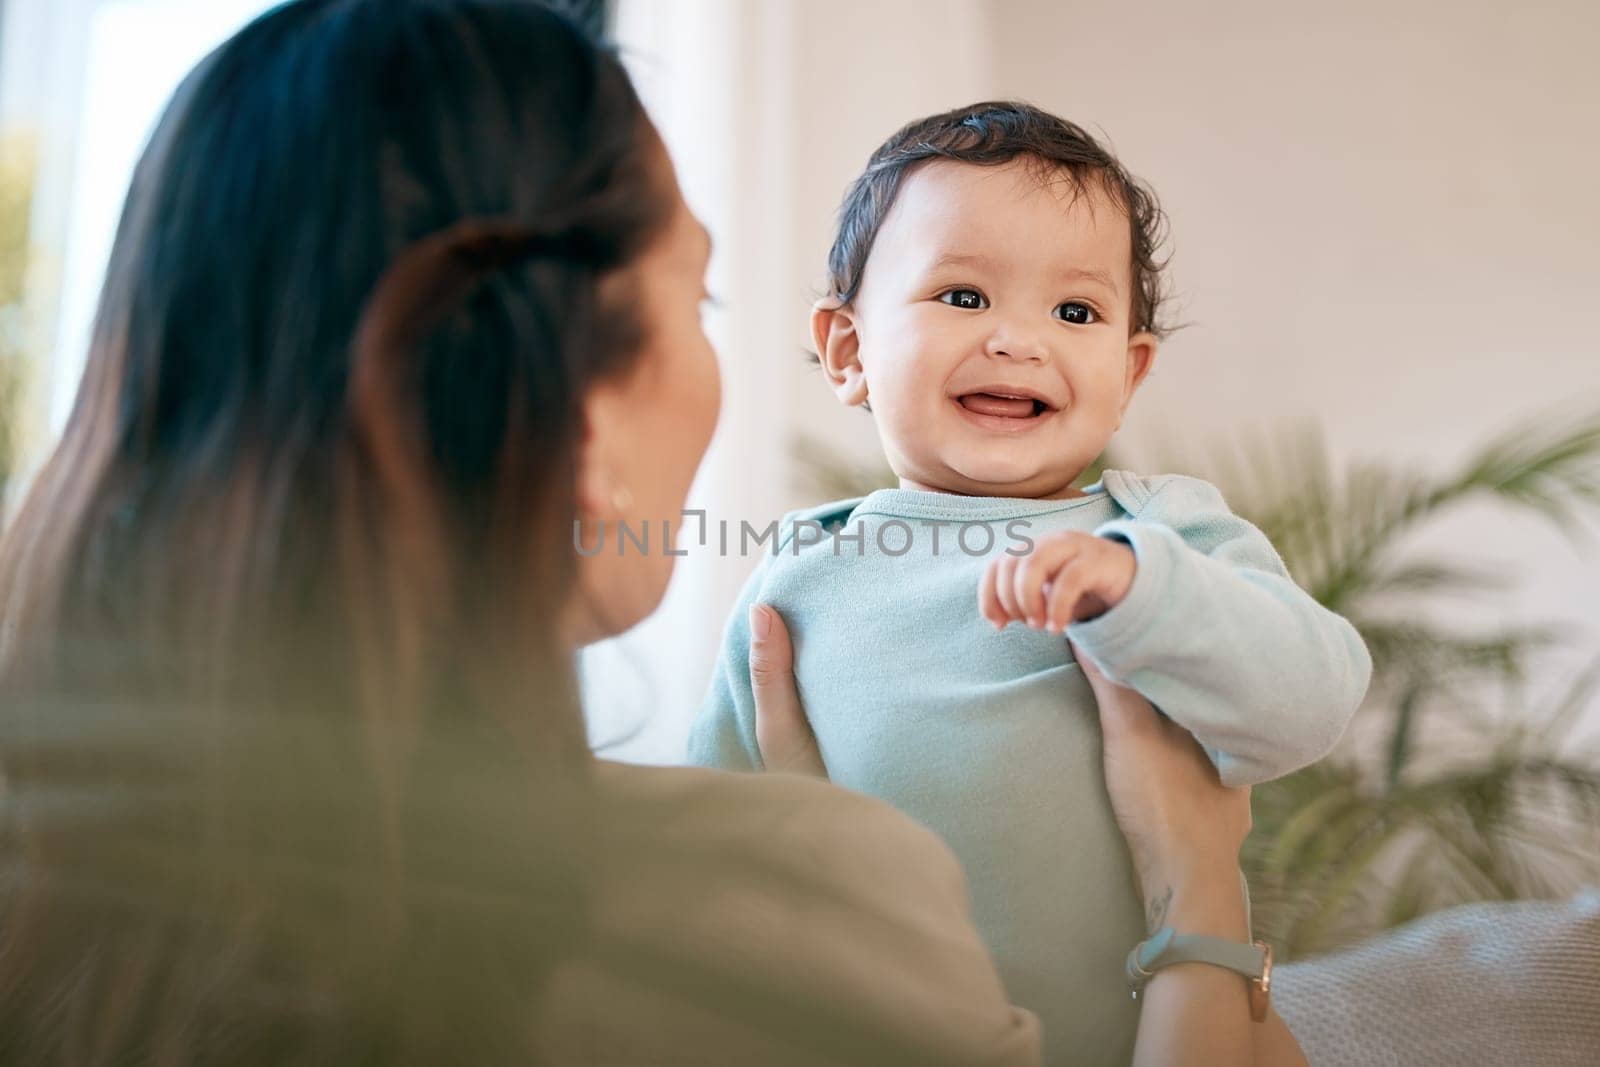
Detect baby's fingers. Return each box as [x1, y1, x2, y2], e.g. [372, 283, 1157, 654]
[996, 553, 1029, 626]
[1012, 535, 1081, 628]
[984, 553, 1023, 627]
[978, 555, 1006, 628]
[1043, 560, 1089, 632]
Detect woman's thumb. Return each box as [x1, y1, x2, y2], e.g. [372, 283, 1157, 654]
[1069, 640, 1115, 698]
[749, 605, 826, 776]
[1069, 640, 1148, 737]
[748, 603, 792, 689]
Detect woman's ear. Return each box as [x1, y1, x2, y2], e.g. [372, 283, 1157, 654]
[1117, 330, 1159, 425]
[574, 383, 626, 519]
[811, 299, 869, 408]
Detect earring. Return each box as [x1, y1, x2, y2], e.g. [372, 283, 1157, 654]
[611, 485, 634, 512]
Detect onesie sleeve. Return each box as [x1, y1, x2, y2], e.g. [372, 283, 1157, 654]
[1066, 473, 1372, 786]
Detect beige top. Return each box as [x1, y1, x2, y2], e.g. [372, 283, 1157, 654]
[534, 761, 1043, 1065]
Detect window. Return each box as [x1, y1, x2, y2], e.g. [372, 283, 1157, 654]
[0, 0, 280, 494]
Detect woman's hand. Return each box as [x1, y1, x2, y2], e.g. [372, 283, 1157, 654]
[747, 604, 827, 777]
[1070, 641, 1252, 929]
[1073, 644, 1307, 1066]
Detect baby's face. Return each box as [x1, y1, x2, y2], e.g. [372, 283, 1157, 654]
[827, 158, 1157, 499]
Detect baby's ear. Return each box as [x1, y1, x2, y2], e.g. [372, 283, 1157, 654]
[811, 299, 869, 408]
[1118, 328, 1159, 423]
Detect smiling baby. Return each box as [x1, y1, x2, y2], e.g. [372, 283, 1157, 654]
[688, 101, 1371, 1064]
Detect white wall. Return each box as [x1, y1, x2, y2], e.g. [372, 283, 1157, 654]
[988, 0, 1597, 463]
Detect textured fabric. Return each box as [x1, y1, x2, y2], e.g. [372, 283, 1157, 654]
[687, 472, 1371, 1065]
[1274, 889, 1600, 1067]
[534, 761, 1042, 1066]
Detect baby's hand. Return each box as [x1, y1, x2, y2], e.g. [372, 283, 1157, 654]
[978, 531, 1136, 633]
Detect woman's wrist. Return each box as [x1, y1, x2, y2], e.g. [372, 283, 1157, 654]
[1143, 862, 1250, 941]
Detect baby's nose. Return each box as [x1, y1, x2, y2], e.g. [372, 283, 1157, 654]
[984, 328, 1049, 363]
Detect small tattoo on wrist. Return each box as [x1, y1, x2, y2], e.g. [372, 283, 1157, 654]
[1146, 885, 1172, 934]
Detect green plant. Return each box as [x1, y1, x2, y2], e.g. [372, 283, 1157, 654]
[1217, 412, 1600, 957]
[790, 408, 1600, 960]
[791, 432, 1112, 502]
[0, 133, 37, 506]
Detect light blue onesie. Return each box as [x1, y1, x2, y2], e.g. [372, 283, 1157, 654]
[687, 470, 1372, 1065]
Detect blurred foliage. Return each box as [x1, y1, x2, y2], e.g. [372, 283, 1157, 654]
[791, 433, 895, 504]
[0, 133, 37, 505]
[791, 408, 1600, 959]
[1217, 412, 1600, 957]
[792, 432, 1111, 501]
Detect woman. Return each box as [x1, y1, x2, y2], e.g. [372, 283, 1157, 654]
[0, 1, 1307, 1063]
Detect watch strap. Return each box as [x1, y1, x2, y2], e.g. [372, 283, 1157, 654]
[1126, 927, 1274, 1021]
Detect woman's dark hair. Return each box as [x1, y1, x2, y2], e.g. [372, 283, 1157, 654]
[0, 0, 668, 1060]
[826, 100, 1176, 338]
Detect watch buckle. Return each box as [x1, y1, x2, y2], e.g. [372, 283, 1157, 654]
[1248, 939, 1273, 1022]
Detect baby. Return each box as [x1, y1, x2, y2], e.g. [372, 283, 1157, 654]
[688, 101, 1371, 1064]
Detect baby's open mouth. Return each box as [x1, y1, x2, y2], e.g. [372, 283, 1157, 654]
[956, 392, 1051, 419]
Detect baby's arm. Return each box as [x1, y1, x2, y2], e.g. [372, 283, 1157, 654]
[685, 557, 769, 772]
[1065, 475, 1371, 786]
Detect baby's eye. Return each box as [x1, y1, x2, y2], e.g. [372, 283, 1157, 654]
[939, 288, 988, 311]
[1054, 302, 1097, 325]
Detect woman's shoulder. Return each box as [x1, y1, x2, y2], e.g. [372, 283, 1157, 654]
[590, 761, 988, 941]
[553, 761, 1041, 1066]
[595, 760, 964, 890]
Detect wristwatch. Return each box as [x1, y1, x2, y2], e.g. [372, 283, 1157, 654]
[1126, 927, 1274, 1022]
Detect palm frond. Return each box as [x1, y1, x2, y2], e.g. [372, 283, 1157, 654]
[1296, 412, 1600, 611]
[1246, 696, 1600, 958]
[1357, 620, 1558, 694]
[1453, 412, 1600, 535]
[1361, 558, 1512, 599]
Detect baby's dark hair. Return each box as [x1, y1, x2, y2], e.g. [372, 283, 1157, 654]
[826, 100, 1175, 338]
